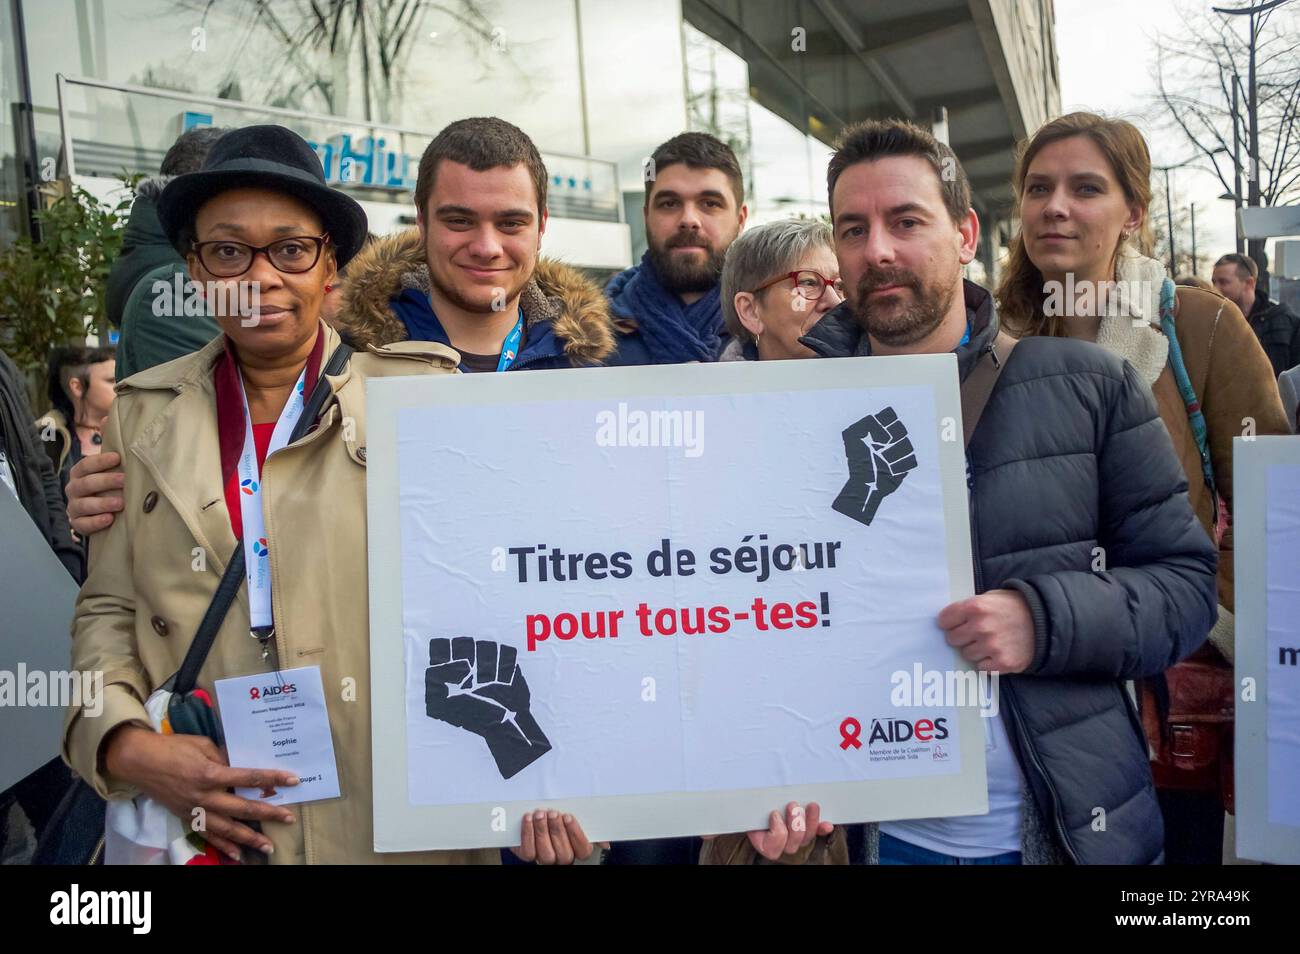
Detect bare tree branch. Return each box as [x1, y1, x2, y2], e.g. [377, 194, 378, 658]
[1151, 3, 1300, 209]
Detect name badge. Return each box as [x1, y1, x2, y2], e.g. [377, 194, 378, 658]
[214, 665, 341, 805]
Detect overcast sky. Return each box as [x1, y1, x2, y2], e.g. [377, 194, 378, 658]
[1054, 0, 1292, 273]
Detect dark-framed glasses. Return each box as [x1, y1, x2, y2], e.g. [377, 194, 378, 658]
[754, 269, 845, 302]
[193, 234, 331, 278]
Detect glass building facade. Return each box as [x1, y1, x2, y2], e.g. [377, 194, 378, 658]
[0, 0, 878, 263]
[0, 0, 1059, 274]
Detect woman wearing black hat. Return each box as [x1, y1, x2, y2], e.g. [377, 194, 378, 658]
[62, 126, 596, 865]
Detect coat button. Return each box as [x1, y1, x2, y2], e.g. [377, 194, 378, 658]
[151, 616, 169, 637]
[357, 447, 367, 461]
[143, 491, 158, 513]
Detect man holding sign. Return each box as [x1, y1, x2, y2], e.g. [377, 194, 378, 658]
[716, 119, 1215, 864]
[358, 118, 1216, 866]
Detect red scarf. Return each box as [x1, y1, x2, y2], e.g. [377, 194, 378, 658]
[214, 329, 325, 539]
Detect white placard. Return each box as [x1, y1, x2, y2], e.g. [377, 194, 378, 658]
[367, 357, 986, 851]
[0, 482, 81, 792]
[1233, 436, 1300, 864]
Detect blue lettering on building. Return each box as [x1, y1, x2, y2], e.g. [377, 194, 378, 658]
[307, 134, 414, 190]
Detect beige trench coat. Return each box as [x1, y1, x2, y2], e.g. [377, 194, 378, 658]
[63, 323, 497, 864]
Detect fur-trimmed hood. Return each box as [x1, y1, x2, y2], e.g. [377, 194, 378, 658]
[335, 228, 616, 366]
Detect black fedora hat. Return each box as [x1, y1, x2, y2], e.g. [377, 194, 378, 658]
[157, 124, 369, 269]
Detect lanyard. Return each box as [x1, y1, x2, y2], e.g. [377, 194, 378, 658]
[496, 311, 525, 372]
[236, 367, 308, 657]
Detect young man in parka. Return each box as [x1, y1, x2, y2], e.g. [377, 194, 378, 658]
[333, 116, 616, 373]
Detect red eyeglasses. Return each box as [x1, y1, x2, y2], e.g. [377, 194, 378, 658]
[754, 269, 845, 302]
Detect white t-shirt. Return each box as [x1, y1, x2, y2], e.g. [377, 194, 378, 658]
[881, 707, 1024, 858]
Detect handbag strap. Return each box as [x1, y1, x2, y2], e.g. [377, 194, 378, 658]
[961, 330, 1017, 448]
[172, 342, 353, 695]
[1159, 279, 1218, 506]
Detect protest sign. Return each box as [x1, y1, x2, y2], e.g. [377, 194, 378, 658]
[367, 357, 987, 850]
[0, 484, 82, 791]
[1234, 436, 1300, 864]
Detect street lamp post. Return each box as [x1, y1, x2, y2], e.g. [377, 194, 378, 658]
[1213, 0, 1298, 288]
[1164, 167, 1176, 275]
[1231, 75, 1244, 254]
[1155, 149, 1225, 277]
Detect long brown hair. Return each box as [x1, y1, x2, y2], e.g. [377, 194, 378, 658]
[995, 112, 1155, 338]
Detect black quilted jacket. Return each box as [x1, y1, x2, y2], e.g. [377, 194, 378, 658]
[1246, 289, 1300, 379]
[800, 281, 1218, 864]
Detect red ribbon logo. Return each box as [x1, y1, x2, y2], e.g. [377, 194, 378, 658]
[249, 687, 260, 700]
[839, 717, 862, 750]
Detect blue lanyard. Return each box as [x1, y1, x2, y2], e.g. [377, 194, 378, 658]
[958, 319, 972, 347]
[496, 311, 525, 372]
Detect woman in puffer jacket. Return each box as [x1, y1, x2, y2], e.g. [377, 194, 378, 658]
[995, 111, 1290, 864]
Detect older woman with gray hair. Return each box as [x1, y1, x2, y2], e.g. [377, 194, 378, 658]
[699, 216, 853, 869]
[719, 217, 843, 361]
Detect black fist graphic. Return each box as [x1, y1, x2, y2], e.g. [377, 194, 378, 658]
[425, 637, 552, 779]
[832, 406, 918, 526]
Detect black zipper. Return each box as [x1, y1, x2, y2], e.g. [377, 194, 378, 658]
[1118, 677, 1147, 742]
[966, 456, 982, 592]
[1000, 678, 1081, 864]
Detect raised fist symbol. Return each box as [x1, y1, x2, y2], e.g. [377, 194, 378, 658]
[832, 406, 918, 526]
[425, 637, 552, 779]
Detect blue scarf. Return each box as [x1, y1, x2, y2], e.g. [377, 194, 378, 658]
[605, 251, 724, 364]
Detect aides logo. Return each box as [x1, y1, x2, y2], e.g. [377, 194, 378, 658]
[868, 716, 949, 744]
[860, 716, 951, 764]
[843, 714, 953, 764]
[248, 683, 297, 701]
